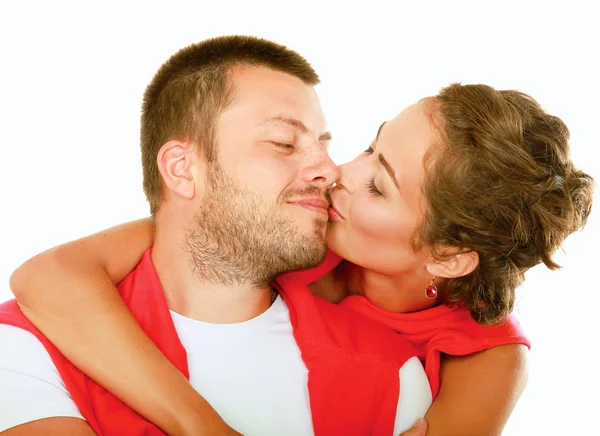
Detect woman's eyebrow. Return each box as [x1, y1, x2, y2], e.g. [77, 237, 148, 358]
[378, 153, 400, 191]
[375, 121, 387, 142]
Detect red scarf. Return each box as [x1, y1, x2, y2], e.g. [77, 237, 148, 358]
[0, 249, 418, 435]
[289, 250, 531, 398]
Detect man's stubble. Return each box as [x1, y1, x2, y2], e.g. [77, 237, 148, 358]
[183, 163, 328, 287]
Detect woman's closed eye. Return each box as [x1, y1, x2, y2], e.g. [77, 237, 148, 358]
[367, 179, 383, 197]
[272, 141, 295, 149]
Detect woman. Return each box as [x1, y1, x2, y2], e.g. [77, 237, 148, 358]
[9, 83, 595, 435]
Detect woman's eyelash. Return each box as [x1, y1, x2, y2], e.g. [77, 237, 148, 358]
[273, 142, 294, 149]
[367, 179, 383, 197]
[364, 146, 374, 153]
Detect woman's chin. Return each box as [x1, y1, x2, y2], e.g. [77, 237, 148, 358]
[325, 226, 342, 253]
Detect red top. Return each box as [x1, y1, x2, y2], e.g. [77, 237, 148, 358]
[0, 249, 418, 435]
[342, 296, 530, 398]
[290, 250, 531, 399]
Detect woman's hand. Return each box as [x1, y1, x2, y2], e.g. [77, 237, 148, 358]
[399, 419, 428, 436]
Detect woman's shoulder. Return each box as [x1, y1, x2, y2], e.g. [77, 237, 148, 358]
[340, 296, 530, 353]
[450, 308, 531, 351]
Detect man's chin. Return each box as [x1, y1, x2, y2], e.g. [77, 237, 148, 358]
[293, 234, 327, 269]
[290, 216, 326, 239]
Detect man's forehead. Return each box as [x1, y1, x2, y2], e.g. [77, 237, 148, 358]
[233, 95, 328, 133]
[258, 115, 309, 131]
[258, 114, 332, 141]
[225, 67, 328, 133]
[231, 65, 307, 93]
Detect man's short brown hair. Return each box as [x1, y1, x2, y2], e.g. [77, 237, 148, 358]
[140, 35, 320, 214]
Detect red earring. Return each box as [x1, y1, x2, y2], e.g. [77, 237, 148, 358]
[425, 277, 438, 299]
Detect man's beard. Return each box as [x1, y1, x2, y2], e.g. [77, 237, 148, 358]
[183, 164, 328, 287]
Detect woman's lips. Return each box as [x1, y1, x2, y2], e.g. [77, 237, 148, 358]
[328, 203, 344, 222]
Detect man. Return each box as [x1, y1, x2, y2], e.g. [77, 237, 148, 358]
[0, 36, 431, 435]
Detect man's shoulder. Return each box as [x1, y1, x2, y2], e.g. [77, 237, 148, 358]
[0, 298, 24, 321]
[0, 323, 58, 373]
[0, 323, 67, 390]
[0, 324, 85, 432]
[0, 298, 48, 345]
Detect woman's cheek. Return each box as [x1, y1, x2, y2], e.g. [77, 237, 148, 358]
[350, 199, 389, 240]
[353, 200, 412, 245]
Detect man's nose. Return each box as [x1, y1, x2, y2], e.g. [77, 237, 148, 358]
[300, 150, 340, 188]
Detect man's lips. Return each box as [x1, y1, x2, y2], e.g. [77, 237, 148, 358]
[288, 198, 330, 217]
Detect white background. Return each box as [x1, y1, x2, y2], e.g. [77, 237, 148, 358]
[1, 1, 598, 434]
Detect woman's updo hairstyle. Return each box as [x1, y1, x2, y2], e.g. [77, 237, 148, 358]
[417, 83, 595, 324]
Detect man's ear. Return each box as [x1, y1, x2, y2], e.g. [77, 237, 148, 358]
[425, 249, 479, 279]
[156, 140, 200, 201]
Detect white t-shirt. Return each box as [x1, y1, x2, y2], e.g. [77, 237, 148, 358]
[0, 296, 432, 435]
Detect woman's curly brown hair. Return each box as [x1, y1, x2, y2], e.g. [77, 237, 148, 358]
[417, 83, 595, 324]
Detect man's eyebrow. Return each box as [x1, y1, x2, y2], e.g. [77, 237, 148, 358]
[319, 131, 332, 142]
[379, 153, 400, 191]
[375, 121, 387, 142]
[259, 116, 332, 142]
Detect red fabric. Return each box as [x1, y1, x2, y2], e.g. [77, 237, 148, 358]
[291, 250, 531, 399]
[341, 296, 530, 399]
[280, 249, 344, 285]
[0, 249, 417, 435]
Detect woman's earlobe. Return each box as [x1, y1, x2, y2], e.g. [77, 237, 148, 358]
[426, 250, 479, 279]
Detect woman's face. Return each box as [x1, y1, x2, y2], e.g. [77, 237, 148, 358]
[327, 100, 437, 275]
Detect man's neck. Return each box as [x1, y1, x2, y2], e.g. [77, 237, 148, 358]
[151, 234, 274, 324]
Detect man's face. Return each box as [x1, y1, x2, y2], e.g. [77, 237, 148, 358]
[187, 66, 339, 286]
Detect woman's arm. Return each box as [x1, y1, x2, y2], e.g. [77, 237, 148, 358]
[9, 219, 237, 436]
[424, 344, 529, 435]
